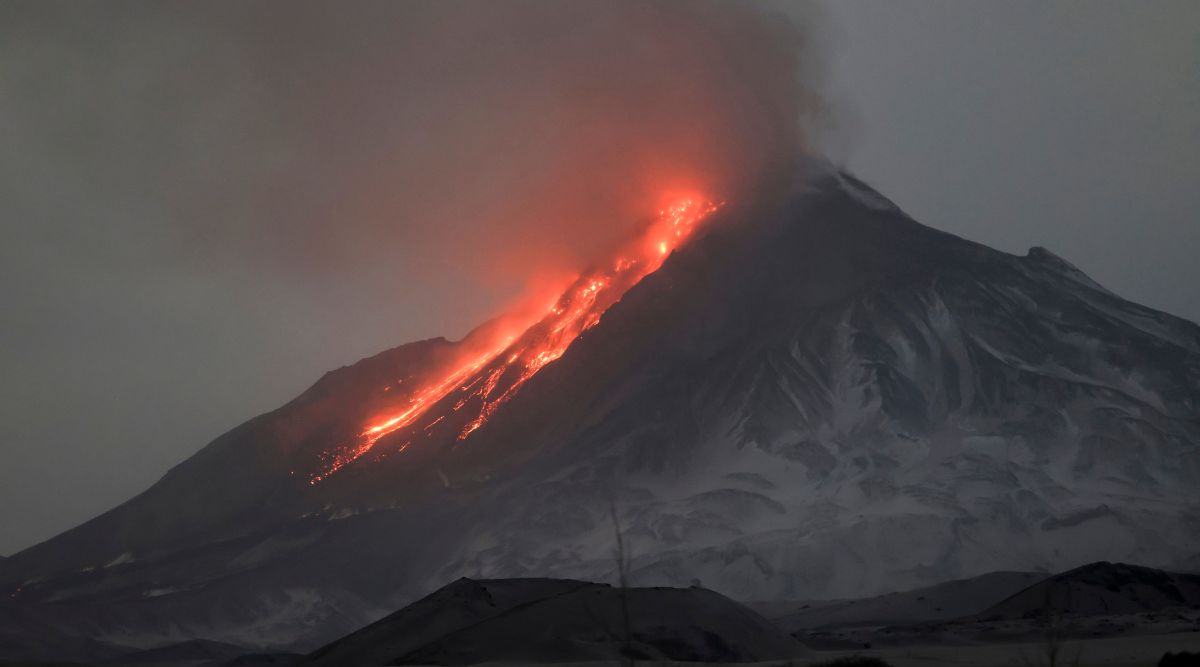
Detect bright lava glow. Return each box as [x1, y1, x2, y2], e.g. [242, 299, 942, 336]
[310, 196, 723, 483]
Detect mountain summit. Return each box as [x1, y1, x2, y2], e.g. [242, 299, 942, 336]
[3, 162, 1198, 653]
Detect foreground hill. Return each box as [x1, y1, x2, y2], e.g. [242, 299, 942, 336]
[301, 578, 808, 665]
[796, 562, 1200, 649]
[976, 561, 1200, 620]
[756, 570, 1047, 634]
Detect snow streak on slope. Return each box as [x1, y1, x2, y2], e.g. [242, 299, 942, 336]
[311, 197, 723, 482]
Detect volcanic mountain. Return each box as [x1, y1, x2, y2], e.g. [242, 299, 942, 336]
[3, 161, 1199, 655]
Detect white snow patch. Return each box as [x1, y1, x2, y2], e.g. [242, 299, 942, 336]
[142, 587, 180, 598]
[104, 552, 134, 568]
[328, 507, 359, 521]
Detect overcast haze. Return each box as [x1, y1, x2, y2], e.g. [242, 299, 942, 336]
[2, 0, 1197, 555]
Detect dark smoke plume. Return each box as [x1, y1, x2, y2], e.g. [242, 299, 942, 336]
[213, 0, 826, 289]
[4, 0, 825, 316]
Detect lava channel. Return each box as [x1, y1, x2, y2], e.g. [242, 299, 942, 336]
[310, 196, 722, 483]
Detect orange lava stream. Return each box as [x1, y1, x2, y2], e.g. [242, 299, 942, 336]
[310, 197, 722, 483]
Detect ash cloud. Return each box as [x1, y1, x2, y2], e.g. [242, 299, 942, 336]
[191, 0, 826, 287]
[5, 1, 826, 287]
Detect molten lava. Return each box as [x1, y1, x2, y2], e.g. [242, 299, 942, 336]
[311, 197, 722, 483]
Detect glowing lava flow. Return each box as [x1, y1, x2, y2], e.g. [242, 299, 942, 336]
[310, 197, 722, 483]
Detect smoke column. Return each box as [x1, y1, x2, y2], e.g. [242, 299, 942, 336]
[201, 0, 826, 292]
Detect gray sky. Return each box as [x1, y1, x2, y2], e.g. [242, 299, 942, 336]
[1, 1, 1197, 556]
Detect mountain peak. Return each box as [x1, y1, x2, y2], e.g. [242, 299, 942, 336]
[1025, 245, 1110, 293]
[3, 169, 1198, 654]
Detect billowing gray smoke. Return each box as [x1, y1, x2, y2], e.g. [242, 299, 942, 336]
[165, 0, 825, 282]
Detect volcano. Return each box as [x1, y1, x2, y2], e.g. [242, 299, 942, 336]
[3, 160, 1199, 656]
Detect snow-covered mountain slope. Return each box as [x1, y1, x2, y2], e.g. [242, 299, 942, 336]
[3, 162, 1198, 655]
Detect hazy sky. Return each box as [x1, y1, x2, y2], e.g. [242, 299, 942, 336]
[1, 1, 1197, 555]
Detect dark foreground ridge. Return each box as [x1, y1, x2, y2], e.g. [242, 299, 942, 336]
[3, 564, 1199, 666]
[301, 577, 808, 665]
[784, 561, 1200, 650]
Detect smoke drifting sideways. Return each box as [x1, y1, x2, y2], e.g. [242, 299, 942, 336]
[178, 0, 824, 306]
[3, 0, 826, 335]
